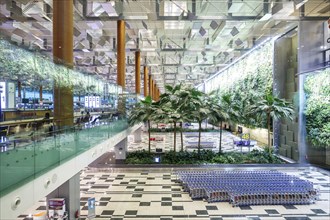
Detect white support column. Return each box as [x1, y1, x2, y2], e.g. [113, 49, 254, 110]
[114, 138, 127, 160]
[46, 173, 80, 219]
[133, 127, 142, 143]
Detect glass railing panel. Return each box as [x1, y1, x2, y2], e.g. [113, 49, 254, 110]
[0, 144, 35, 195]
[75, 126, 91, 152]
[34, 134, 59, 175]
[0, 117, 129, 196]
[58, 128, 78, 163]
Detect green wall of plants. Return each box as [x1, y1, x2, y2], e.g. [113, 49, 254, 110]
[304, 68, 330, 150]
[204, 40, 274, 129]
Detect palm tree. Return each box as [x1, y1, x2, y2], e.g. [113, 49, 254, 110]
[158, 84, 192, 152]
[208, 91, 230, 154]
[252, 91, 294, 153]
[185, 87, 209, 155]
[128, 96, 155, 153]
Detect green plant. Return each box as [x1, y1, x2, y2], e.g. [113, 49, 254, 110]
[304, 69, 330, 150]
[125, 150, 284, 165]
[128, 96, 156, 152]
[252, 91, 295, 152]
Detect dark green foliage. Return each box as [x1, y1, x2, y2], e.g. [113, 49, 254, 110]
[125, 149, 284, 165]
[125, 150, 154, 164]
[304, 70, 330, 150]
[148, 127, 217, 133]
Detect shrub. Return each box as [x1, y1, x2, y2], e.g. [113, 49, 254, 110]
[125, 149, 284, 165]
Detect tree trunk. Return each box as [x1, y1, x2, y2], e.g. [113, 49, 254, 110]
[173, 121, 177, 153]
[219, 121, 223, 154]
[198, 121, 202, 156]
[267, 113, 271, 153]
[180, 122, 183, 151]
[148, 120, 151, 153]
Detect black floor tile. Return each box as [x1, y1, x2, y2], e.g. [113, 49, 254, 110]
[100, 197, 111, 201]
[80, 202, 86, 206]
[147, 177, 155, 180]
[132, 194, 142, 198]
[36, 206, 46, 210]
[172, 194, 182, 197]
[120, 181, 129, 184]
[162, 185, 171, 189]
[161, 197, 172, 201]
[125, 210, 137, 215]
[196, 210, 208, 215]
[283, 205, 297, 209]
[134, 188, 144, 191]
[161, 202, 172, 206]
[86, 181, 96, 185]
[171, 188, 181, 191]
[105, 180, 114, 182]
[81, 206, 88, 210]
[81, 197, 89, 201]
[111, 218, 123, 220]
[210, 218, 223, 220]
[130, 179, 138, 182]
[247, 217, 260, 220]
[137, 182, 146, 184]
[172, 206, 184, 210]
[141, 172, 148, 175]
[98, 202, 108, 206]
[115, 177, 123, 180]
[284, 217, 311, 220]
[311, 209, 327, 214]
[91, 185, 109, 189]
[265, 209, 280, 214]
[239, 206, 252, 210]
[101, 210, 114, 215]
[317, 178, 326, 181]
[206, 206, 218, 210]
[126, 185, 136, 189]
[139, 202, 151, 206]
[160, 218, 172, 220]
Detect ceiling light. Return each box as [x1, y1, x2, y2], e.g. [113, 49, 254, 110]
[210, 20, 218, 30]
[228, 2, 244, 13]
[294, 0, 309, 9]
[259, 13, 272, 21]
[230, 27, 239, 36]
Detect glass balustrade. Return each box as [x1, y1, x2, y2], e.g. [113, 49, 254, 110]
[0, 117, 128, 197]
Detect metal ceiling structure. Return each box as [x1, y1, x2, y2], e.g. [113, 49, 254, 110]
[0, 0, 329, 93]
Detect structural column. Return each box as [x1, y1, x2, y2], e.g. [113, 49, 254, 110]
[17, 81, 21, 99]
[39, 85, 43, 103]
[114, 138, 127, 161]
[133, 127, 142, 143]
[149, 76, 153, 99]
[143, 66, 148, 96]
[53, 0, 74, 127]
[135, 51, 141, 94]
[117, 20, 126, 89]
[46, 173, 80, 219]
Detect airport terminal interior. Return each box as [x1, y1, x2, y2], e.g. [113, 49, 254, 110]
[0, 0, 330, 219]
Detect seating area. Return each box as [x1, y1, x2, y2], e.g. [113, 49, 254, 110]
[176, 170, 319, 207]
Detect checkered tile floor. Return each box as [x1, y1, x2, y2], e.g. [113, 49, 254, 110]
[19, 166, 330, 220]
[128, 129, 262, 153]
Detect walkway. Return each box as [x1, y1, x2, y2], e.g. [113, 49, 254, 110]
[18, 166, 330, 220]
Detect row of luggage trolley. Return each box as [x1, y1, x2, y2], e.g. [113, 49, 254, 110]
[175, 170, 319, 206]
